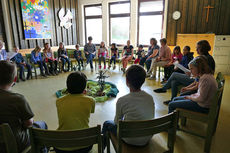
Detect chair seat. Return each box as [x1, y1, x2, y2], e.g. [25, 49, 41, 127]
[110, 133, 168, 153]
[69, 58, 77, 62]
[177, 108, 208, 122]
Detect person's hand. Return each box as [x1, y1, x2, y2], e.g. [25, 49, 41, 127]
[85, 52, 89, 55]
[185, 72, 191, 76]
[184, 96, 190, 100]
[181, 87, 187, 93]
[23, 62, 26, 66]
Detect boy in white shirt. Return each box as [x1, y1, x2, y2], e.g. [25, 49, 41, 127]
[102, 65, 155, 149]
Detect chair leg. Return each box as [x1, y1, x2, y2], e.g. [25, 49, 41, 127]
[204, 123, 215, 153]
[167, 129, 175, 153]
[106, 132, 111, 153]
[34, 66, 37, 79]
[181, 117, 187, 126]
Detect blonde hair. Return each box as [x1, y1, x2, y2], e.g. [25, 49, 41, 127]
[189, 56, 212, 75]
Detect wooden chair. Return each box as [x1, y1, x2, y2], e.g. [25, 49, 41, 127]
[0, 123, 30, 153]
[176, 72, 225, 153]
[106, 112, 178, 153]
[67, 49, 77, 71]
[29, 125, 102, 153]
[25, 54, 38, 79]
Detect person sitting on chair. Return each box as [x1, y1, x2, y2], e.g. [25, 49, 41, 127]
[84, 36, 96, 72]
[11, 46, 32, 81]
[58, 42, 70, 72]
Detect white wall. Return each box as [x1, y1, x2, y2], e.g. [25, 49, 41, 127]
[78, 0, 168, 47]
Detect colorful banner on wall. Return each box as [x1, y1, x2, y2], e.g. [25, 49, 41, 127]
[21, 0, 51, 39]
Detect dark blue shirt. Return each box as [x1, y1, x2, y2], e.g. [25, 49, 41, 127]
[147, 45, 160, 57]
[58, 48, 68, 58]
[74, 50, 82, 59]
[12, 53, 24, 64]
[180, 52, 194, 69]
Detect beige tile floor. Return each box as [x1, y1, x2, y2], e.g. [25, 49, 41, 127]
[12, 66, 230, 153]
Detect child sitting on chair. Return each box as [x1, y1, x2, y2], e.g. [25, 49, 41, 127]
[102, 65, 155, 149]
[98, 41, 108, 69]
[43, 43, 58, 75]
[55, 72, 95, 153]
[31, 46, 50, 77]
[11, 46, 32, 81]
[168, 56, 218, 113]
[134, 45, 144, 64]
[74, 44, 84, 71]
[58, 42, 70, 72]
[108, 43, 118, 70]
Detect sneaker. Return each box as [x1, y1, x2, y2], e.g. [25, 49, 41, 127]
[146, 73, 151, 78]
[20, 78, 26, 81]
[104, 65, 106, 69]
[108, 65, 111, 69]
[163, 100, 171, 105]
[153, 88, 167, 93]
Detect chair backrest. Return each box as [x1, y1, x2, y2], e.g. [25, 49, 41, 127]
[29, 125, 102, 153]
[0, 123, 18, 153]
[209, 73, 225, 120]
[25, 54, 31, 63]
[117, 112, 178, 153]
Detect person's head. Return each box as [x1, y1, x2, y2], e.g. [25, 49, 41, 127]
[188, 56, 212, 77]
[13, 46, 19, 53]
[138, 44, 143, 51]
[34, 46, 41, 52]
[160, 38, 167, 47]
[67, 72, 87, 94]
[127, 40, 130, 46]
[125, 65, 146, 91]
[173, 46, 181, 55]
[183, 46, 191, 55]
[0, 61, 17, 90]
[88, 36, 93, 43]
[196, 40, 211, 55]
[100, 41, 105, 48]
[111, 43, 116, 49]
[150, 38, 157, 46]
[44, 43, 49, 49]
[59, 42, 64, 49]
[0, 40, 4, 50]
[75, 44, 80, 50]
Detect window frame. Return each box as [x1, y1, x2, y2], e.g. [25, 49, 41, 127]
[84, 4, 102, 45]
[137, 0, 165, 47]
[109, 1, 131, 46]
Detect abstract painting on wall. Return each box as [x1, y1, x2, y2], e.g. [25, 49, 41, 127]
[21, 0, 51, 39]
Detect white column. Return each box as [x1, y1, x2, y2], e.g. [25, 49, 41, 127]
[130, 0, 138, 47]
[163, 0, 168, 38]
[1, 0, 14, 51]
[102, 0, 109, 46]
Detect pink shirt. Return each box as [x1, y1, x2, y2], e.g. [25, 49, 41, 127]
[172, 53, 183, 62]
[189, 74, 218, 108]
[159, 45, 171, 61]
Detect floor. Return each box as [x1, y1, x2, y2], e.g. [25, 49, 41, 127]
[12, 65, 230, 153]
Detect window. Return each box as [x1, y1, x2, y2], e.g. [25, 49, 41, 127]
[84, 4, 102, 44]
[109, 1, 130, 45]
[138, 0, 164, 46]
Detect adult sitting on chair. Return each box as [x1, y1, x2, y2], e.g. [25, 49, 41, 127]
[58, 42, 70, 72]
[139, 38, 159, 72]
[0, 61, 47, 153]
[84, 36, 96, 72]
[147, 38, 172, 80]
[154, 40, 215, 105]
[31, 46, 50, 77]
[11, 46, 32, 81]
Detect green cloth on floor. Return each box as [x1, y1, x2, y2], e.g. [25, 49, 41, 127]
[56, 80, 119, 102]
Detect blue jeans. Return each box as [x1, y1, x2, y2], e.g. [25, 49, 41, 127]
[145, 57, 153, 72]
[110, 55, 116, 65]
[17, 63, 32, 79]
[102, 120, 117, 150]
[162, 72, 195, 99]
[86, 53, 95, 69]
[61, 57, 70, 71]
[35, 61, 48, 75]
[168, 96, 209, 113]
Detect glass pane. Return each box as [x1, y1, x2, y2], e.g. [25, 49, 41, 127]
[85, 5, 102, 16]
[111, 17, 130, 45]
[110, 3, 130, 14]
[86, 19, 102, 44]
[139, 15, 163, 45]
[140, 1, 163, 12]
